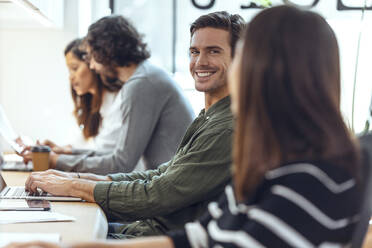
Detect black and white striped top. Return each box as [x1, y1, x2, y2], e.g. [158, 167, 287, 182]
[169, 161, 361, 248]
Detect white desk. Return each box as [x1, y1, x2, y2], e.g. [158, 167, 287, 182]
[0, 171, 108, 242]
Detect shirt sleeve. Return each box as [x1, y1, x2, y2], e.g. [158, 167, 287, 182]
[93, 128, 233, 222]
[109, 162, 170, 182]
[55, 77, 169, 175]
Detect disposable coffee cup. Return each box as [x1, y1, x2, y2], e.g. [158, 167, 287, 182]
[31, 145, 51, 171]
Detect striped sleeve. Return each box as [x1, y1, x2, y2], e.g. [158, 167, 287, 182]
[173, 162, 361, 248]
[168, 222, 208, 248]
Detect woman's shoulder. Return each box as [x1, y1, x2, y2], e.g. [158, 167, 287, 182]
[260, 161, 361, 221]
[205, 161, 361, 247]
[265, 161, 356, 186]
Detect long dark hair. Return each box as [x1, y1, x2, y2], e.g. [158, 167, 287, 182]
[233, 6, 360, 201]
[64, 38, 120, 139]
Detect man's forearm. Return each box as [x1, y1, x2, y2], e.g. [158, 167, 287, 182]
[78, 173, 112, 181]
[49, 153, 59, 169]
[69, 179, 97, 202]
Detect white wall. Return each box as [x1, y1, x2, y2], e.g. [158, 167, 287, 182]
[0, 0, 81, 149]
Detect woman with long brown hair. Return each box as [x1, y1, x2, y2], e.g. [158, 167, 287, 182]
[6, 5, 363, 248]
[43, 38, 123, 154]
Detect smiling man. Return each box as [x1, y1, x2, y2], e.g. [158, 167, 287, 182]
[190, 26, 233, 110]
[24, 12, 246, 238]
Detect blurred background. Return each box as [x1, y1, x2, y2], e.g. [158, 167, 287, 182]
[0, 0, 372, 149]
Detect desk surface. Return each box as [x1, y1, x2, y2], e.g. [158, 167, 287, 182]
[1, 171, 108, 242]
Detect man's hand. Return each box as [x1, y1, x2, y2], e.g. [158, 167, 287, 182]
[26, 169, 77, 182]
[25, 173, 74, 196]
[24, 170, 97, 202]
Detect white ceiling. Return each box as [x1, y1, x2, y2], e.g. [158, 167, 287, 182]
[0, 0, 48, 29]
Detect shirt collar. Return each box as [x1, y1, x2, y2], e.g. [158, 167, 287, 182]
[199, 95, 231, 117]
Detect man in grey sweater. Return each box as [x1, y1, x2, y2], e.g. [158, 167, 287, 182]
[25, 15, 194, 174]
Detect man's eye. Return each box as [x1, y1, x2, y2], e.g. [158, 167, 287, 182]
[190, 50, 199, 55]
[83, 54, 90, 62]
[210, 50, 219, 54]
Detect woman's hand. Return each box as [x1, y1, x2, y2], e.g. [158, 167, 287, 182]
[41, 140, 72, 154]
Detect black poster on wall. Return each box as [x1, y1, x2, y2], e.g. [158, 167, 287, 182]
[190, 0, 372, 11]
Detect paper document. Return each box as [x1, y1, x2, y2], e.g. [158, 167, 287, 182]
[0, 233, 60, 247]
[0, 211, 75, 224]
[0, 199, 29, 209]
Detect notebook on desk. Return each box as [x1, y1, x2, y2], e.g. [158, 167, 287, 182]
[0, 172, 82, 202]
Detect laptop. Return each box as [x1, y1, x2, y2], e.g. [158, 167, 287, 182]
[1, 161, 33, 171]
[0, 153, 32, 171]
[0, 172, 82, 202]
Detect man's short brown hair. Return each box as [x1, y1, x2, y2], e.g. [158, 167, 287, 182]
[190, 11, 246, 57]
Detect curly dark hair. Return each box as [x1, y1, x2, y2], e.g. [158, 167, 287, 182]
[64, 38, 121, 139]
[87, 15, 150, 67]
[190, 11, 246, 57]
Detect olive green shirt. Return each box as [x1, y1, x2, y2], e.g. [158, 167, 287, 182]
[93, 96, 233, 237]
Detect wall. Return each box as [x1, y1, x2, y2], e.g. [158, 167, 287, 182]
[0, 0, 81, 149]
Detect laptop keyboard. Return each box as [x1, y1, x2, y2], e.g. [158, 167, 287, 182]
[6, 187, 48, 199]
